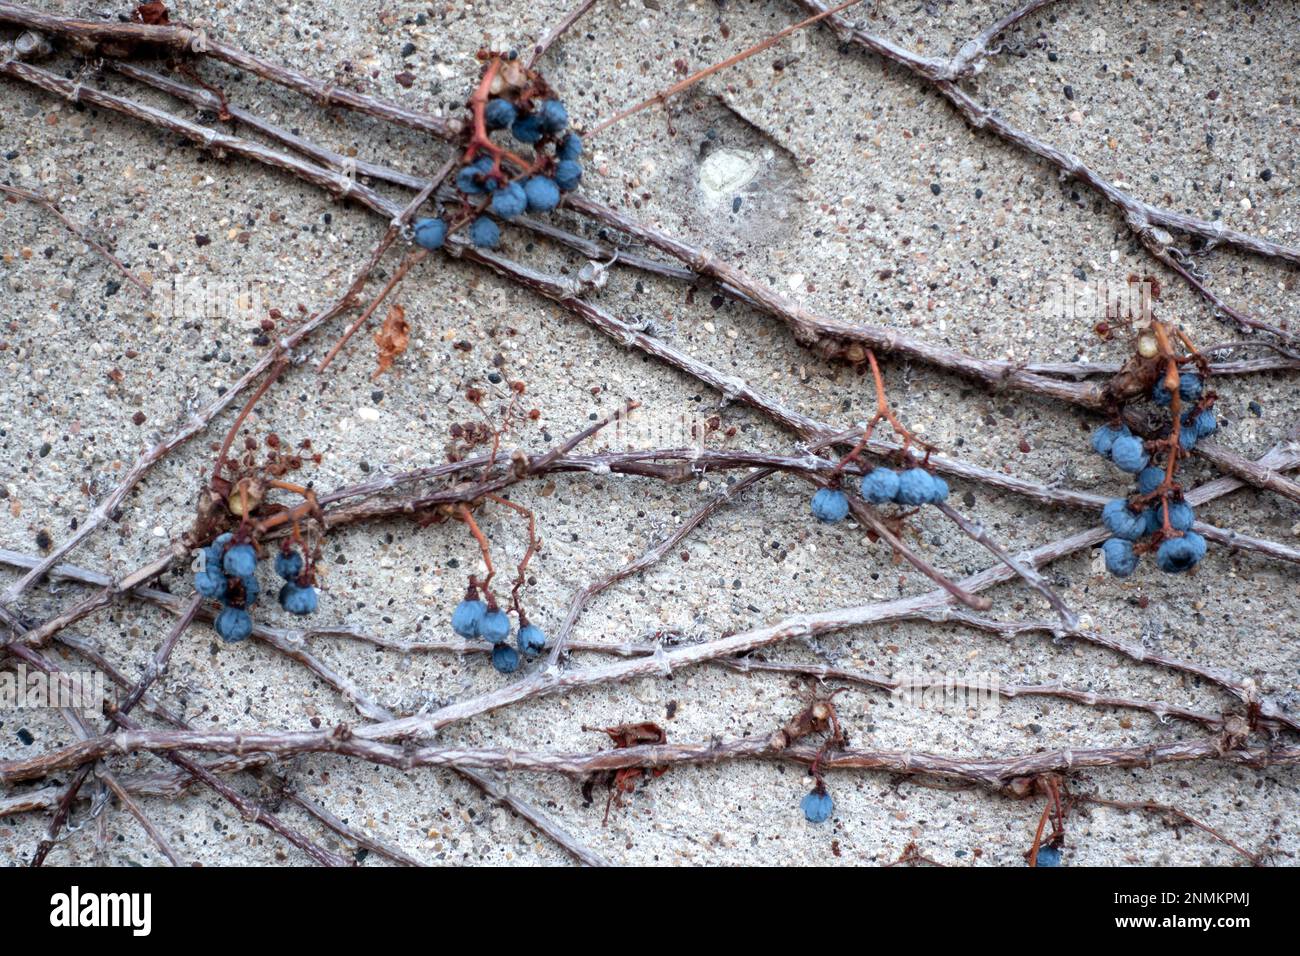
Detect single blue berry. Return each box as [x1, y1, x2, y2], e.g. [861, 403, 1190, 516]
[1178, 423, 1199, 451]
[194, 567, 228, 600]
[859, 467, 900, 504]
[801, 789, 833, 824]
[1102, 499, 1146, 541]
[214, 606, 252, 643]
[1109, 435, 1149, 473]
[522, 175, 561, 213]
[469, 216, 501, 249]
[455, 157, 494, 194]
[1136, 466, 1164, 495]
[1192, 409, 1217, 438]
[484, 98, 517, 130]
[553, 159, 582, 192]
[1152, 380, 1173, 407]
[1090, 423, 1129, 456]
[895, 468, 937, 506]
[511, 111, 544, 144]
[480, 608, 511, 644]
[537, 99, 568, 134]
[203, 532, 233, 572]
[1166, 500, 1194, 532]
[451, 599, 487, 638]
[413, 216, 448, 250]
[930, 475, 950, 503]
[240, 574, 260, 608]
[491, 643, 521, 673]
[1179, 372, 1203, 403]
[810, 488, 849, 523]
[517, 624, 546, 656]
[278, 582, 318, 616]
[489, 181, 528, 219]
[1034, 846, 1062, 867]
[1155, 532, 1207, 574]
[1102, 538, 1138, 577]
[274, 548, 304, 582]
[222, 543, 256, 578]
[557, 132, 582, 162]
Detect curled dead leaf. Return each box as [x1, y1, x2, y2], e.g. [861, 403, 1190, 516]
[372, 303, 410, 381]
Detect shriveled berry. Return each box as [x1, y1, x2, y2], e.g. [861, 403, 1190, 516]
[484, 98, 517, 130]
[278, 583, 318, 615]
[522, 175, 561, 212]
[413, 216, 448, 250]
[511, 112, 544, 144]
[214, 606, 252, 643]
[557, 132, 583, 162]
[490, 181, 527, 219]
[517, 624, 546, 656]
[1090, 423, 1129, 456]
[1136, 466, 1164, 495]
[452, 599, 487, 638]
[1155, 532, 1206, 573]
[860, 467, 899, 504]
[1109, 435, 1149, 473]
[801, 789, 833, 823]
[469, 217, 501, 248]
[480, 608, 511, 643]
[895, 468, 937, 506]
[194, 567, 227, 600]
[274, 548, 304, 582]
[222, 543, 256, 578]
[1102, 499, 1146, 541]
[537, 99, 568, 134]
[554, 159, 582, 192]
[810, 488, 849, 523]
[1102, 538, 1138, 577]
[491, 643, 521, 673]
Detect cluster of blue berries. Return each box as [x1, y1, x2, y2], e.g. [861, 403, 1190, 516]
[451, 588, 547, 674]
[1093, 372, 1216, 578]
[194, 535, 318, 642]
[810, 466, 949, 523]
[801, 786, 833, 824]
[411, 96, 583, 253]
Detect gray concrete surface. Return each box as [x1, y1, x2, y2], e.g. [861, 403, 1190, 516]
[0, 0, 1297, 866]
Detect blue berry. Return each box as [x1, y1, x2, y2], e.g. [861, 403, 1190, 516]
[274, 548, 304, 581]
[1178, 423, 1199, 451]
[537, 99, 568, 134]
[1136, 466, 1164, 495]
[1102, 538, 1138, 577]
[553, 159, 582, 192]
[203, 532, 233, 572]
[522, 175, 561, 213]
[489, 181, 528, 219]
[452, 599, 487, 638]
[1102, 499, 1146, 541]
[1151, 380, 1173, 407]
[810, 488, 849, 523]
[1167, 500, 1194, 532]
[517, 624, 546, 656]
[413, 216, 448, 250]
[859, 467, 900, 504]
[1034, 846, 1062, 867]
[214, 606, 252, 643]
[930, 475, 950, 503]
[895, 468, 937, 506]
[1090, 423, 1129, 456]
[240, 574, 260, 608]
[1109, 435, 1149, 473]
[1192, 409, 1217, 438]
[491, 643, 521, 673]
[469, 216, 501, 249]
[557, 132, 583, 161]
[1179, 372, 1203, 403]
[511, 112, 544, 144]
[480, 608, 511, 644]
[222, 543, 256, 578]
[1141, 506, 1162, 537]
[1155, 532, 1207, 573]
[484, 98, 517, 130]
[801, 789, 833, 824]
[455, 157, 494, 194]
[194, 567, 228, 600]
[278, 583, 318, 616]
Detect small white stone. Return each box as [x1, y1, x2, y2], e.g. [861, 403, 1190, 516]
[357, 407, 380, 423]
